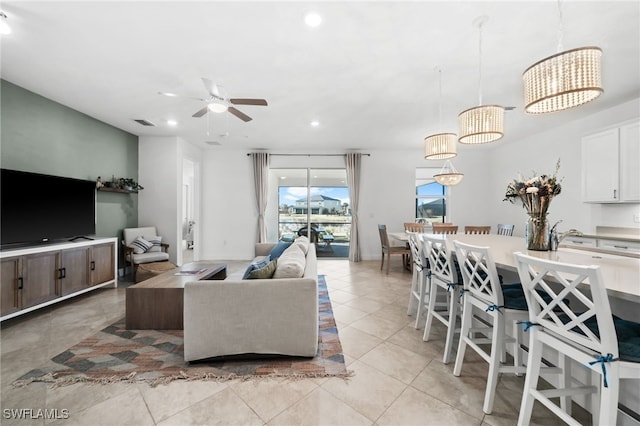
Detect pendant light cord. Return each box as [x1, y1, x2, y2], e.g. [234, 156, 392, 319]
[477, 19, 484, 106]
[556, 0, 565, 52]
[436, 66, 443, 127]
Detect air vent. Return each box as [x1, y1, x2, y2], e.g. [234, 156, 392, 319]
[205, 141, 221, 146]
[133, 119, 156, 126]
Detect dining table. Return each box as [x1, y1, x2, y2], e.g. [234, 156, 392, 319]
[389, 232, 640, 304]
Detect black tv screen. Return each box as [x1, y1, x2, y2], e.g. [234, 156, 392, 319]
[1, 169, 96, 247]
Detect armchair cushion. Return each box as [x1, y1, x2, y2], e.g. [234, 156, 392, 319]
[131, 251, 170, 265]
[148, 236, 163, 252]
[131, 236, 153, 254]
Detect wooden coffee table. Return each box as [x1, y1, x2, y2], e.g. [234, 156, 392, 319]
[125, 262, 227, 330]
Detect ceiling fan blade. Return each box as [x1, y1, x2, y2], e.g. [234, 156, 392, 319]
[230, 98, 268, 106]
[228, 107, 252, 122]
[201, 78, 219, 97]
[192, 106, 209, 118]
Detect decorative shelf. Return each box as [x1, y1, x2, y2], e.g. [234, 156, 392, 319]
[97, 187, 138, 194]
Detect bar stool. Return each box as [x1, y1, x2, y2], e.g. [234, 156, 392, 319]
[422, 235, 462, 364]
[406, 232, 430, 329]
[514, 252, 640, 426]
[452, 241, 529, 415]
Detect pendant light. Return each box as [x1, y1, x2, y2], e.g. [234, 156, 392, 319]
[523, 1, 602, 114]
[433, 160, 463, 186]
[458, 16, 505, 145]
[425, 67, 457, 160]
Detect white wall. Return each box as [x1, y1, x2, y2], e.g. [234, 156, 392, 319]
[140, 98, 640, 262]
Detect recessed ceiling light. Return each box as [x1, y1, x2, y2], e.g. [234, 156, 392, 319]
[305, 12, 322, 28]
[167, 119, 178, 126]
[310, 120, 320, 127]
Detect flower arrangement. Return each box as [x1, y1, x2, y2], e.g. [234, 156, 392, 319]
[504, 159, 562, 250]
[504, 159, 562, 217]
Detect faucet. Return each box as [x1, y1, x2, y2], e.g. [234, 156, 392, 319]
[549, 221, 583, 251]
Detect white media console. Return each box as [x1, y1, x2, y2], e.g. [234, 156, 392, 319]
[1, 237, 117, 321]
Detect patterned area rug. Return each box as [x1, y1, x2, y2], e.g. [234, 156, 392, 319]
[14, 275, 350, 387]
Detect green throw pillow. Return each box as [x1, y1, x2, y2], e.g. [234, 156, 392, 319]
[246, 259, 277, 279]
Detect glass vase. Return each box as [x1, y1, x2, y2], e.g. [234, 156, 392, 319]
[525, 214, 550, 251]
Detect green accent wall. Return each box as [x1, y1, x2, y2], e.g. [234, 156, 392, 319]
[0, 79, 138, 246]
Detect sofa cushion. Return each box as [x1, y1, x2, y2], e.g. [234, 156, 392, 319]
[292, 236, 310, 255]
[246, 259, 278, 279]
[273, 244, 306, 278]
[269, 241, 292, 260]
[130, 236, 153, 254]
[242, 255, 271, 280]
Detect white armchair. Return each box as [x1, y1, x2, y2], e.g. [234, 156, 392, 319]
[122, 226, 170, 281]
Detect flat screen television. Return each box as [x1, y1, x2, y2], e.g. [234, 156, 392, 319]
[1, 169, 96, 248]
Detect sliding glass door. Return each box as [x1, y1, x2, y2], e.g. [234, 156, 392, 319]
[272, 168, 350, 258]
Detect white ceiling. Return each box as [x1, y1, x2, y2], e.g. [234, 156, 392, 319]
[2, 1, 639, 152]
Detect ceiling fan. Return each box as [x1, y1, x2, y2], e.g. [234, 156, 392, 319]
[159, 78, 268, 122]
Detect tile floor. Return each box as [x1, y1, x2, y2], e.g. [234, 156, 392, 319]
[0, 258, 591, 425]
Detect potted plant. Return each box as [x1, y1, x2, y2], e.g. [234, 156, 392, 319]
[119, 178, 144, 192]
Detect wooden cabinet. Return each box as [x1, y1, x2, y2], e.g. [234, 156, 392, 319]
[60, 247, 90, 296]
[1, 257, 21, 316]
[0, 238, 117, 321]
[582, 119, 640, 203]
[90, 243, 116, 285]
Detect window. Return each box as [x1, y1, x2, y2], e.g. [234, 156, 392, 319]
[416, 168, 448, 224]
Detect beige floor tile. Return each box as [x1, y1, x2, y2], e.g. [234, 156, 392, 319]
[139, 380, 229, 423]
[359, 341, 430, 384]
[320, 360, 406, 421]
[268, 387, 372, 426]
[48, 387, 155, 426]
[337, 325, 383, 359]
[331, 304, 369, 325]
[349, 313, 407, 340]
[229, 378, 318, 422]
[158, 387, 263, 426]
[343, 296, 387, 314]
[377, 386, 482, 426]
[326, 288, 359, 305]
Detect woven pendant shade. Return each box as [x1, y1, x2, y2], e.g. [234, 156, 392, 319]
[458, 105, 504, 144]
[433, 160, 463, 186]
[424, 133, 457, 160]
[523, 46, 602, 114]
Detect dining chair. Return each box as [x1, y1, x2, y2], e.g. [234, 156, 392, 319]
[452, 241, 529, 415]
[432, 224, 458, 234]
[513, 252, 640, 426]
[378, 224, 411, 274]
[404, 222, 427, 233]
[406, 232, 430, 329]
[422, 235, 463, 364]
[464, 225, 491, 235]
[496, 224, 515, 236]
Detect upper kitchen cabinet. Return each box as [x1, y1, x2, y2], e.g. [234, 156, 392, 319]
[582, 119, 640, 203]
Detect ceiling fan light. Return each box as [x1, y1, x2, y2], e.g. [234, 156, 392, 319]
[523, 46, 603, 114]
[424, 133, 457, 160]
[433, 160, 464, 186]
[458, 105, 504, 144]
[207, 102, 228, 113]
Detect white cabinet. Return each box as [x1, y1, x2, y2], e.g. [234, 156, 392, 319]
[597, 239, 640, 254]
[582, 119, 640, 203]
[561, 236, 598, 248]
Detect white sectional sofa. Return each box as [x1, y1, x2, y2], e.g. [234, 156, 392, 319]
[183, 237, 318, 362]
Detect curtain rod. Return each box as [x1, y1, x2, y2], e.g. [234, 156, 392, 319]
[246, 153, 370, 157]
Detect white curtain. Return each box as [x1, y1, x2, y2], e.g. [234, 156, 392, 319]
[250, 152, 270, 243]
[345, 153, 362, 262]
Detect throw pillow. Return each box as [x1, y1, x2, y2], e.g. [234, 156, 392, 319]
[130, 236, 153, 254]
[242, 255, 271, 280]
[269, 241, 292, 260]
[292, 235, 310, 254]
[246, 259, 277, 279]
[273, 245, 306, 278]
[147, 236, 163, 252]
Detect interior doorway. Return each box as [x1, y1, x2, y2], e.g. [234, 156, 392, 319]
[181, 159, 198, 264]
